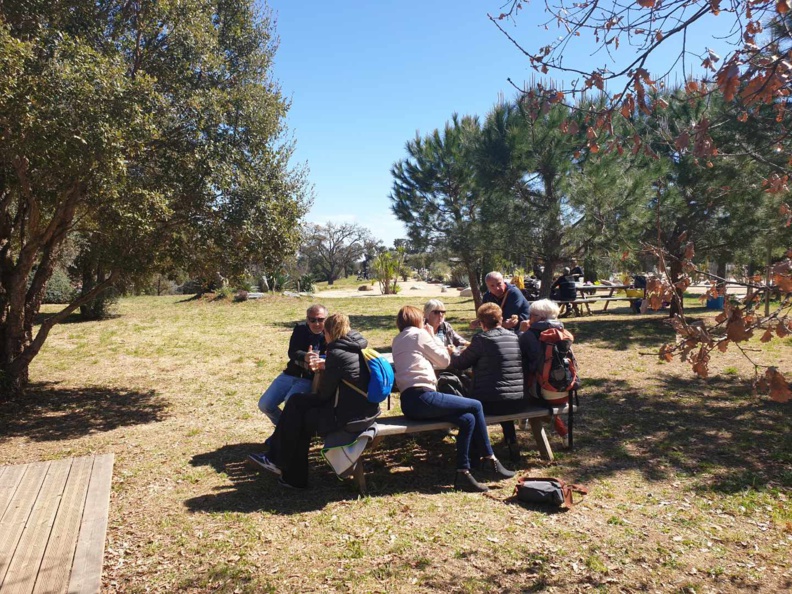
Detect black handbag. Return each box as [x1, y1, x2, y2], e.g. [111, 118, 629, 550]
[514, 476, 588, 507]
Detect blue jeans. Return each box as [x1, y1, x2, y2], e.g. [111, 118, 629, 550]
[258, 373, 312, 425]
[400, 387, 494, 470]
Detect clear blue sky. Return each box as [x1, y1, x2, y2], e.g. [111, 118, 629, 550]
[266, 1, 738, 248]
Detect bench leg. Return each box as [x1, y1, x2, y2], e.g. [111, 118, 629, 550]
[528, 418, 554, 461]
[353, 459, 367, 495]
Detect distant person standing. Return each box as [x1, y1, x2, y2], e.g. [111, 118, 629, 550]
[473, 271, 530, 332]
[570, 259, 584, 281]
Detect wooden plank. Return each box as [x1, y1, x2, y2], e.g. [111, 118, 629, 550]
[528, 418, 554, 461]
[0, 462, 50, 589]
[2, 459, 73, 594]
[67, 454, 114, 594]
[0, 465, 27, 525]
[375, 406, 571, 437]
[32, 457, 94, 594]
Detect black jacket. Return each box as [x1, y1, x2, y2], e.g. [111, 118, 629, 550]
[317, 330, 379, 430]
[450, 327, 523, 402]
[284, 322, 326, 378]
[518, 319, 565, 397]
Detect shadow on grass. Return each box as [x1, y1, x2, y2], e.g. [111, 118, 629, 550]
[32, 311, 100, 325]
[0, 382, 168, 442]
[564, 374, 792, 493]
[186, 432, 503, 514]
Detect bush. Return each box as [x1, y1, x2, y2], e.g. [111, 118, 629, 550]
[42, 267, 76, 304]
[80, 288, 119, 320]
[214, 286, 235, 300]
[448, 264, 468, 288]
[297, 274, 314, 293]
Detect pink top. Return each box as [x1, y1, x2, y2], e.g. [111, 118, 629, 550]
[391, 326, 451, 392]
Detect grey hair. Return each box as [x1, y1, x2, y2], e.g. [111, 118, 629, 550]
[306, 304, 327, 316]
[530, 299, 560, 321]
[484, 271, 503, 283]
[423, 299, 445, 318]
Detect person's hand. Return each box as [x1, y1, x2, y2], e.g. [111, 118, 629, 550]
[424, 323, 435, 336]
[446, 344, 456, 356]
[309, 358, 326, 372]
[502, 315, 519, 329]
[519, 319, 531, 332]
[304, 345, 319, 364]
[469, 319, 481, 330]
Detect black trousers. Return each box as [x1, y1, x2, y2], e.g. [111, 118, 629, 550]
[482, 399, 527, 444]
[267, 392, 330, 488]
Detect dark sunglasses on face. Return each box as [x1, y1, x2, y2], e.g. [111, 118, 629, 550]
[308, 317, 326, 324]
[432, 310, 446, 315]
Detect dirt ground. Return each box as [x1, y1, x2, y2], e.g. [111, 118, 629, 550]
[316, 281, 462, 299]
[315, 280, 734, 299]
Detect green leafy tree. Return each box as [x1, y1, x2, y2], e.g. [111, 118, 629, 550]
[301, 222, 373, 285]
[390, 114, 487, 307]
[0, 1, 309, 396]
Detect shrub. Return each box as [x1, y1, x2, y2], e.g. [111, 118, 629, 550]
[214, 286, 235, 300]
[297, 274, 314, 293]
[80, 288, 119, 320]
[42, 267, 76, 304]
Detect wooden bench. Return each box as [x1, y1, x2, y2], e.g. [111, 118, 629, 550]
[351, 403, 575, 493]
[0, 454, 114, 594]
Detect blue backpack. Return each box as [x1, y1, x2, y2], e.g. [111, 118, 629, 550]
[343, 347, 394, 404]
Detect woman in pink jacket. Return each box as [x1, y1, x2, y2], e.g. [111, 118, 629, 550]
[391, 305, 514, 492]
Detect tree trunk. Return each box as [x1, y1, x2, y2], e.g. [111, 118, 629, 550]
[465, 264, 482, 310]
[539, 264, 556, 298]
[669, 257, 685, 318]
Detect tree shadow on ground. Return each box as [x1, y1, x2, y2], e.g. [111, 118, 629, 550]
[185, 432, 513, 515]
[32, 311, 94, 325]
[562, 374, 792, 493]
[0, 382, 168, 443]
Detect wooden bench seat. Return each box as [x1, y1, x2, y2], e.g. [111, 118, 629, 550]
[351, 404, 575, 493]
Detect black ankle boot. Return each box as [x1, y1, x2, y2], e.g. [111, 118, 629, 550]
[454, 470, 488, 492]
[482, 457, 515, 479]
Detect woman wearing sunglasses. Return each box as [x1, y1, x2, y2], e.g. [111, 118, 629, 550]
[423, 299, 469, 349]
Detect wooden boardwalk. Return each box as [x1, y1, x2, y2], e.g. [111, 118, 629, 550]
[0, 454, 114, 594]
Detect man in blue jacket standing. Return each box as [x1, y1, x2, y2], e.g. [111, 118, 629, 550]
[475, 271, 530, 332]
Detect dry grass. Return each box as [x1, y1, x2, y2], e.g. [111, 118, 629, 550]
[1, 294, 791, 593]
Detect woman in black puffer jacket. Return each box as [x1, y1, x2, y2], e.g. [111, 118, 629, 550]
[450, 303, 525, 461]
[251, 313, 378, 488]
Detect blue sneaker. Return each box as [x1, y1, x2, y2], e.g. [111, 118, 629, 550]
[246, 453, 281, 476]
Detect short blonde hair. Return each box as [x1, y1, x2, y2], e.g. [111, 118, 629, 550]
[423, 299, 445, 319]
[530, 299, 560, 321]
[477, 303, 503, 329]
[397, 305, 423, 331]
[324, 313, 350, 342]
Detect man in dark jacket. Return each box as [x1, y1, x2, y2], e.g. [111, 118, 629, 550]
[248, 313, 377, 488]
[257, 304, 328, 426]
[477, 271, 531, 332]
[452, 303, 525, 461]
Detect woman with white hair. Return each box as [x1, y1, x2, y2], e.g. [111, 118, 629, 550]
[423, 299, 469, 349]
[518, 299, 572, 446]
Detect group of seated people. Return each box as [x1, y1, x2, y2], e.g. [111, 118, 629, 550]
[246, 271, 573, 493]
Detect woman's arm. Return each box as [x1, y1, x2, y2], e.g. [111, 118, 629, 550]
[317, 351, 345, 401]
[446, 323, 469, 347]
[450, 333, 482, 370]
[417, 330, 452, 368]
